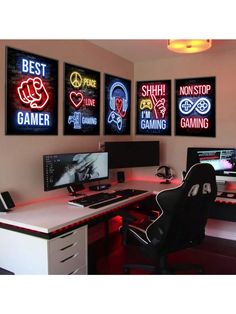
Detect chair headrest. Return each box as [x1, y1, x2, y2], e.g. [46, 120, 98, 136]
[184, 163, 216, 185]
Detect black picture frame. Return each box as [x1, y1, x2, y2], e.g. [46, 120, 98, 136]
[6, 47, 58, 135]
[175, 77, 216, 137]
[104, 74, 131, 135]
[64, 63, 100, 135]
[136, 80, 171, 135]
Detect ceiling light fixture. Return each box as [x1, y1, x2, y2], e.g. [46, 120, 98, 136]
[167, 39, 212, 54]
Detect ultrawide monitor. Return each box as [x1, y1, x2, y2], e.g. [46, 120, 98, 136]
[43, 151, 108, 191]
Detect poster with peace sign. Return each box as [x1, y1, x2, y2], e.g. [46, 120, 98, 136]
[6, 47, 58, 135]
[104, 74, 131, 135]
[175, 77, 215, 137]
[64, 63, 100, 135]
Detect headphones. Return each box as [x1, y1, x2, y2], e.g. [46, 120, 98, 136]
[109, 82, 128, 113]
[155, 166, 174, 184]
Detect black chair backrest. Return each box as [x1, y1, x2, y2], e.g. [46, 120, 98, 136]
[147, 163, 217, 252]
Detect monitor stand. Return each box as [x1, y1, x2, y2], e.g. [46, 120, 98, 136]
[67, 184, 85, 197]
[89, 182, 111, 191]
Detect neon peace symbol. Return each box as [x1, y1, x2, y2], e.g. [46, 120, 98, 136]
[70, 71, 82, 88]
[179, 97, 211, 115]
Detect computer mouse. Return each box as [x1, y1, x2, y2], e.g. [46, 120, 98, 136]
[226, 193, 235, 198]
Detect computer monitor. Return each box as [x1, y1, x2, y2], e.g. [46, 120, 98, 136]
[104, 141, 160, 169]
[186, 147, 236, 189]
[43, 151, 109, 192]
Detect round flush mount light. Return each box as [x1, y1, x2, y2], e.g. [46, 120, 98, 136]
[167, 39, 212, 53]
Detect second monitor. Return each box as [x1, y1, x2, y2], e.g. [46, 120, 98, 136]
[104, 141, 160, 169]
[186, 147, 236, 190]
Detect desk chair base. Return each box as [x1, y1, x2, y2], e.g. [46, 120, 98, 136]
[123, 255, 205, 274]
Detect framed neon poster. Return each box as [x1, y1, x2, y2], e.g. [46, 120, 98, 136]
[6, 47, 58, 135]
[136, 80, 171, 135]
[64, 63, 100, 135]
[104, 74, 131, 135]
[175, 77, 216, 137]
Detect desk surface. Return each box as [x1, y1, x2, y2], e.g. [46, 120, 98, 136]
[1, 179, 236, 240]
[0, 181, 156, 234]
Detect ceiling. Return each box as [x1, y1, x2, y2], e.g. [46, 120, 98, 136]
[89, 40, 236, 63]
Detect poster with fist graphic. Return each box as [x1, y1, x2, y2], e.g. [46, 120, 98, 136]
[104, 74, 131, 135]
[64, 63, 100, 135]
[136, 80, 171, 135]
[6, 47, 58, 135]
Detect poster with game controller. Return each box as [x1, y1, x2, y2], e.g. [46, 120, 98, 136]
[104, 74, 131, 135]
[175, 77, 216, 137]
[6, 47, 58, 135]
[64, 63, 100, 135]
[136, 80, 171, 135]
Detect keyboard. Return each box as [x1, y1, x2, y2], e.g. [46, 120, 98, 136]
[68, 192, 117, 207]
[216, 191, 236, 199]
[68, 189, 148, 208]
[89, 189, 148, 209]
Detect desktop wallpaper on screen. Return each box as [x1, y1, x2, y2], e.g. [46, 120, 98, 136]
[136, 80, 171, 135]
[6, 47, 58, 135]
[175, 76, 216, 137]
[104, 74, 131, 135]
[64, 63, 100, 135]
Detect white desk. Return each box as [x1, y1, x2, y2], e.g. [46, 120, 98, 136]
[0, 183, 152, 274]
[0, 180, 236, 274]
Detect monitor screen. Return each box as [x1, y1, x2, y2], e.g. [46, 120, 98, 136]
[43, 151, 109, 191]
[186, 147, 236, 182]
[104, 141, 160, 169]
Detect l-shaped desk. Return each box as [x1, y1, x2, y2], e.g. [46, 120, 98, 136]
[0, 180, 236, 275]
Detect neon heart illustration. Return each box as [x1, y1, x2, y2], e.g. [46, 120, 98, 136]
[69, 91, 84, 109]
[115, 97, 126, 118]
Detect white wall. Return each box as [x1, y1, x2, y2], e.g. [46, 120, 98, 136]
[0, 40, 133, 202]
[2, 40, 236, 203]
[133, 46, 236, 180]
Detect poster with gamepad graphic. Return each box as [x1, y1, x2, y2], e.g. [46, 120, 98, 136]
[6, 47, 58, 135]
[136, 80, 171, 135]
[104, 74, 131, 135]
[64, 63, 100, 135]
[175, 77, 215, 137]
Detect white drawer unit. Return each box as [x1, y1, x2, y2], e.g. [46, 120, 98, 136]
[48, 226, 87, 275]
[0, 225, 88, 275]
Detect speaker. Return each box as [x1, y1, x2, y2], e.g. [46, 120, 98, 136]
[0, 191, 15, 212]
[117, 171, 125, 183]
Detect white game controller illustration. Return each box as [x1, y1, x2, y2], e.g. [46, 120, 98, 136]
[107, 111, 122, 131]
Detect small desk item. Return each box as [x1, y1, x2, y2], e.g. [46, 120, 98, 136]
[0, 191, 15, 212]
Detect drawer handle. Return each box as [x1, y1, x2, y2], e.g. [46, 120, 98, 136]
[68, 268, 80, 275]
[60, 253, 78, 263]
[60, 242, 78, 251]
[60, 232, 74, 239]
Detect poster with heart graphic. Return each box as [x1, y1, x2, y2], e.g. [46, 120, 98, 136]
[64, 63, 100, 135]
[136, 80, 171, 135]
[6, 47, 58, 135]
[104, 74, 131, 135]
[175, 77, 215, 137]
